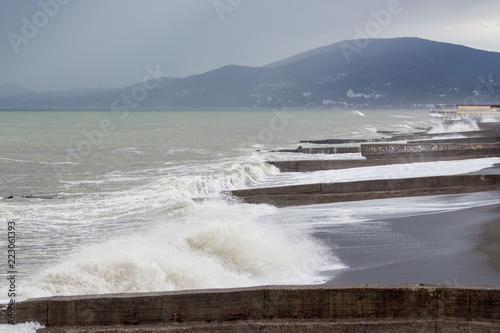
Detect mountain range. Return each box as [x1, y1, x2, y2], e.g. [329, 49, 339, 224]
[2, 38, 500, 109]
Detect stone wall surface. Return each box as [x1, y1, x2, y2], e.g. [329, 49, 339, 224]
[1, 285, 500, 332]
[268, 154, 499, 173]
[361, 143, 500, 159]
[230, 175, 500, 207]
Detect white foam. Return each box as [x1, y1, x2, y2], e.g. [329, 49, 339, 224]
[480, 116, 500, 123]
[11, 200, 342, 298]
[351, 110, 366, 117]
[0, 322, 44, 333]
[259, 158, 500, 188]
[278, 190, 500, 226]
[262, 152, 364, 162]
[0, 157, 77, 165]
[428, 119, 479, 133]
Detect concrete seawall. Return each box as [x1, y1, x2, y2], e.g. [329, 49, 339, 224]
[267, 155, 491, 172]
[361, 143, 500, 160]
[230, 175, 500, 207]
[409, 136, 500, 144]
[269, 140, 500, 172]
[299, 129, 500, 145]
[384, 130, 500, 141]
[2, 285, 500, 332]
[275, 137, 500, 155]
[274, 146, 361, 154]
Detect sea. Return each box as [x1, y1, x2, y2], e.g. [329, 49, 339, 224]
[1, 109, 500, 332]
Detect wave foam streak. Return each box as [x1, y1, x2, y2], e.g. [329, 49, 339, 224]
[18, 200, 341, 298]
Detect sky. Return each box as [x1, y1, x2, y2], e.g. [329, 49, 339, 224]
[1, 0, 500, 92]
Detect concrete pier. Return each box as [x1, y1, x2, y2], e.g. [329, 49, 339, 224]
[300, 129, 500, 145]
[2, 285, 499, 332]
[268, 155, 497, 173]
[409, 136, 500, 144]
[299, 138, 379, 144]
[384, 130, 500, 141]
[361, 143, 500, 160]
[230, 175, 500, 207]
[269, 138, 500, 172]
[274, 146, 361, 154]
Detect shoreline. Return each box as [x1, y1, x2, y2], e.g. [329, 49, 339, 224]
[476, 205, 500, 274]
[325, 202, 500, 286]
[469, 162, 500, 175]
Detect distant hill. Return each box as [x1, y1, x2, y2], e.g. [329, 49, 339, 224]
[1, 38, 500, 109]
[0, 84, 35, 99]
[264, 42, 345, 68]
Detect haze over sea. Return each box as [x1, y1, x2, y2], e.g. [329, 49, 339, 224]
[1, 109, 500, 331]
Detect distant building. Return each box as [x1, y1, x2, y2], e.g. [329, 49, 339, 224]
[457, 104, 500, 112]
[347, 89, 385, 99]
[323, 100, 347, 107]
[431, 104, 500, 121]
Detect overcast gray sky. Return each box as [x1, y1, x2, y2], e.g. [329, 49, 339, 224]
[1, 0, 500, 92]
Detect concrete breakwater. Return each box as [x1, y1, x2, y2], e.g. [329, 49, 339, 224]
[361, 143, 500, 160]
[274, 137, 500, 155]
[269, 140, 500, 172]
[268, 154, 499, 172]
[409, 136, 500, 144]
[299, 129, 500, 145]
[3, 285, 500, 332]
[299, 138, 379, 144]
[383, 129, 500, 141]
[274, 146, 361, 154]
[230, 175, 500, 207]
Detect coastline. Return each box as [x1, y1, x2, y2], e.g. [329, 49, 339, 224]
[325, 201, 500, 286]
[468, 162, 500, 175]
[476, 205, 500, 274]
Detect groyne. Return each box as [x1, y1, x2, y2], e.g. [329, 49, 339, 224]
[299, 138, 378, 144]
[383, 130, 500, 141]
[2, 285, 500, 332]
[230, 175, 500, 207]
[361, 143, 500, 160]
[269, 155, 498, 173]
[299, 129, 500, 145]
[409, 136, 500, 144]
[274, 137, 500, 155]
[269, 139, 500, 172]
[274, 146, 360, 154]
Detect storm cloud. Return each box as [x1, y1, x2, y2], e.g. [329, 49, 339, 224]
[1, 0, 499, 91]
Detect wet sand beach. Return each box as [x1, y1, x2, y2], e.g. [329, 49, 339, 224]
[325, 201, 500, 286]
[468, 163, 500, 175]
[476, 205, 500, 274]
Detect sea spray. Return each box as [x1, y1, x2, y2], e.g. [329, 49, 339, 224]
[351, 110, 366, 117]
[15, 199, 341, 298]
[428, 118, 480, 133]
[480, 116, 500, 123]
[0, 322, 44, 333]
